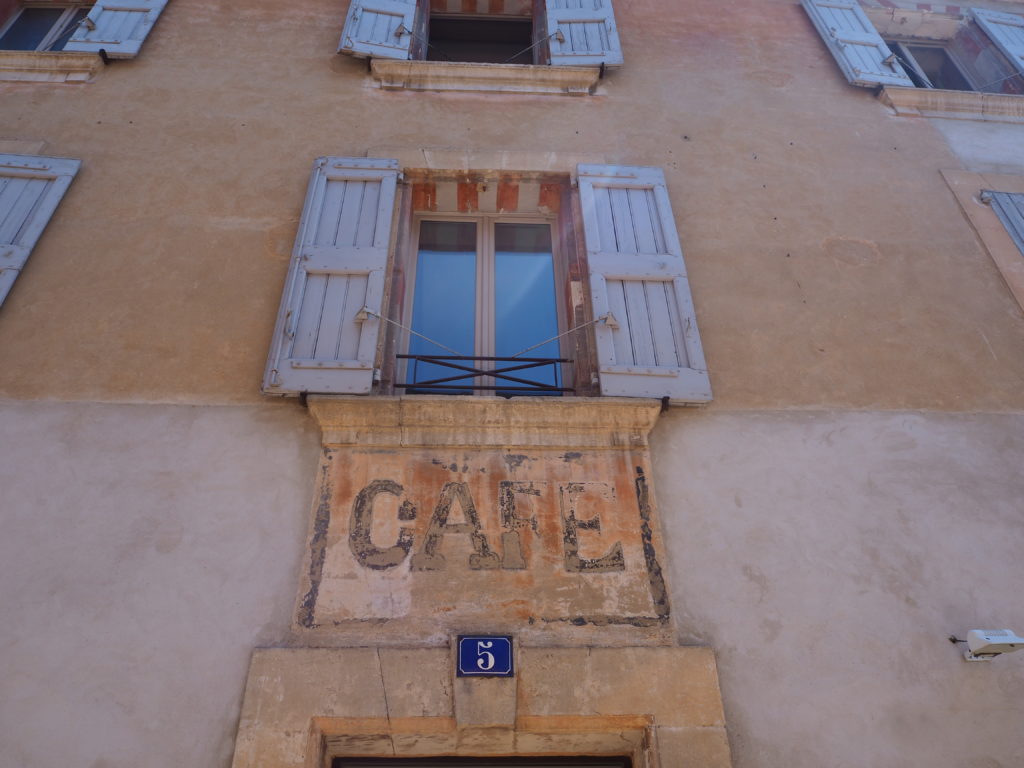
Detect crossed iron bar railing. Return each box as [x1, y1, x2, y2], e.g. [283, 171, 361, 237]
[396, 354, 574, 394]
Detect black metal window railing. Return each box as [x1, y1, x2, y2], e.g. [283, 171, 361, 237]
[397, 354, 573, 395]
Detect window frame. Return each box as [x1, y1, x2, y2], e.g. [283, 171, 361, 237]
[398, 210, 571, 395]
[885, 39, 980, 91]
[0, 2, 92, 52]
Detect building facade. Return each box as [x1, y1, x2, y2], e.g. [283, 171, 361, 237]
[1, 0, 1023, 766]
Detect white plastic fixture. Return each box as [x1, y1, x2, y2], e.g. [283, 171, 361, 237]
[963, 629, 1024, 662]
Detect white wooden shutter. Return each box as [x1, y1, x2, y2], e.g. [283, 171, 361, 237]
[0, 154, 80, 308]
[578, 165, 711, 403]
[64, 0, 167, 59]
[986, 191, 1024, 256]
[338, 0, 416, 60]
[545, 0, 623, 68]
[801, 0, 913, 88]
[973, 8, 1024, 76]
[263, 158, 399, 396]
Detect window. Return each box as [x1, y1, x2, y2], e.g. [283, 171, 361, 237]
[801, 1, 1024, 94]
[0, 0, 167, 60]
[0, 4, 91, 52]
[0, 153, 80, 308]
[262, 158, 712, 404]
[401, 217, 567, 395]
[884, 41, 977, 91]
[338, 0, 623, 69]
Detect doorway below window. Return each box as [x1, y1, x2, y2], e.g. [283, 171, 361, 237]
[334, 758, 631, 768]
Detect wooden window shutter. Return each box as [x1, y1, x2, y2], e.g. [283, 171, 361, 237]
[801, 0, 913, 88]
[544, 0, 623, 68]
[64, 0, 168, 59]
[972, 8, 1024, 76]
[338, 0, 417, 60]
[263, 158, 400, 396]
[0, 154, 80, 308]
[986, 191, 1024, 256]
[577, 164, 711, 404]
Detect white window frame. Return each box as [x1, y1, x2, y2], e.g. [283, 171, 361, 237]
[0, 2, 92, 52]
[400, 211, 571, 394]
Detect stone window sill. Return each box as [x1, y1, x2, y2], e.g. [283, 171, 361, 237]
[370, 59, 601, 96]
[880, 86, 1024, 124]
[0, 50, 102, 83]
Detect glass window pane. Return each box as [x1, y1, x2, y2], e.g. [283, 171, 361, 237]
[0, 8, 66, 51]
[494, 223, 560, 394]
[50, 8, 90, 51]
[408, 221, 477, 392]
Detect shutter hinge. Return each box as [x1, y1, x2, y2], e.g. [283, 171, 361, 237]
[373, 368, 382, 383]
[81, 16, 96, 31]
[354, 306, 376, 324]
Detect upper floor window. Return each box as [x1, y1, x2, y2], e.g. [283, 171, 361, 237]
[261, 158, 712, 404]
[801, 0, 1024, 95]
[338, 0, 623, 69]
[0, 0, 167, 59]
[0, 4, 90, 52]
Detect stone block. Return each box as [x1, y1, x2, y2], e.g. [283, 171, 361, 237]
[655, 727, 732, 768]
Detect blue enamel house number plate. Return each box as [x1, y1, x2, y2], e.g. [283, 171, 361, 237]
[457, 635, 514, 677]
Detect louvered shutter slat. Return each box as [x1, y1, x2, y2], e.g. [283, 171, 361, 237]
[972, 9, 1024, 76]
[545, 0, 623, 68]
[64, 0, 167, 58]
[0, 154, 80, 309]
[578, 164, 711, 403]
[987, 191, 1024, 255]
[263, 158, 400, 395]
[338, 0, 416, 60]
[801, 0, 913, 87]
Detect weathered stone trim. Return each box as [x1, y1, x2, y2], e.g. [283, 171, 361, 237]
[0, 51, 102, 83]
[370, 60, 601, 96]
[307, 395, 662, 450]
[879, 86, 1024, 123]
[230, 647, 732, 768]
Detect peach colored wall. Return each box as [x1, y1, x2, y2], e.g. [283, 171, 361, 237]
[0, 0, 1022, 410]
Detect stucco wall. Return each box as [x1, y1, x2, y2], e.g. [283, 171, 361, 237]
[0, 0, 1022, 409]
[652, 409, 1024, 768]
[0, 399, 319, 768]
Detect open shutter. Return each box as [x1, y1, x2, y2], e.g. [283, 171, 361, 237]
[986, 191, 1024, 256]
[973, 8, 1024, 76]
[578, 165, 711, 404]
[263, 157, 399, 396]
[338, 0, 416, 60]
[0, 154, 80, 308]
[64, 0, 167, 59]
[801, 0, 913, 87]
[545, 0, 623, 68]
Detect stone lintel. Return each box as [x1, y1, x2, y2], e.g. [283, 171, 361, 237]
[370, 59, 600, 96]
[0, 51, 103, 83]
[879, 86, 1024, 124]
[307, 395, 662, 449]
[231, 646, 731, 768]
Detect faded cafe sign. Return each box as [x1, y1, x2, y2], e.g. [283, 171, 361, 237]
[295, 447, 670, 631]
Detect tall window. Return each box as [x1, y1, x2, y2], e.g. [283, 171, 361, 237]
[0, 4, 91, 52]
[404, 217, 564, 395]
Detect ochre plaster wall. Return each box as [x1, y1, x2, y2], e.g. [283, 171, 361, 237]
[0, 0, 1022, 409]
